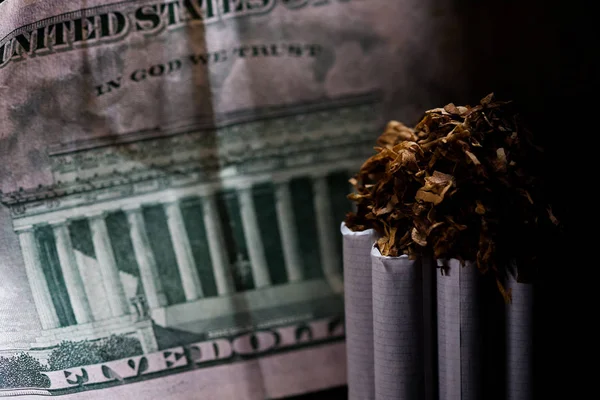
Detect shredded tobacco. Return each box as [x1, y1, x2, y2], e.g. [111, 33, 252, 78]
[345, 93, 560, 297]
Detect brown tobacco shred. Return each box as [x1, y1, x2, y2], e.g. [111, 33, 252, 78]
[345, 93, 562, 292]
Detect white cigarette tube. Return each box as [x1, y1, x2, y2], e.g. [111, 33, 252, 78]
[506, 275, 534, 400]
[341, 222, 377, 400]
[436, 259, 483, 400]
[371, 245, 424, 400]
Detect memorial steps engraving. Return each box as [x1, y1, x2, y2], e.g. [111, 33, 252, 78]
[1, 94, 380, 395]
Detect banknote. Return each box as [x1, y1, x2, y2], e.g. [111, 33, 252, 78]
[0, 0, 469, 398]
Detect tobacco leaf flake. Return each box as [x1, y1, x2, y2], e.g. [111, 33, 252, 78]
[475, 200, 486, 215]
[547, 206, 560, 225]
[344, 93, 561, 290]
[443, 103, 461, 115]
[480, 92, 494, 106]
[411, 227, 427, 247]
[465, 150, 481, 165]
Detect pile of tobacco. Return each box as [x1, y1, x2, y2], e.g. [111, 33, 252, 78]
[345, 93, 560, 292]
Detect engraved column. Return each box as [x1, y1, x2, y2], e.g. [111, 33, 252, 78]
[17, 227, 61, 329]
[164, 201, 203, 301]
[238, 185, 271, 288]
[89, 213, 129, 317]
[125, 206, 167, 309]
[202, 193, 235, 295]
[274, 180, 304, 282]
[312, 175, 343, 293]
[51, 220, 94, 324]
